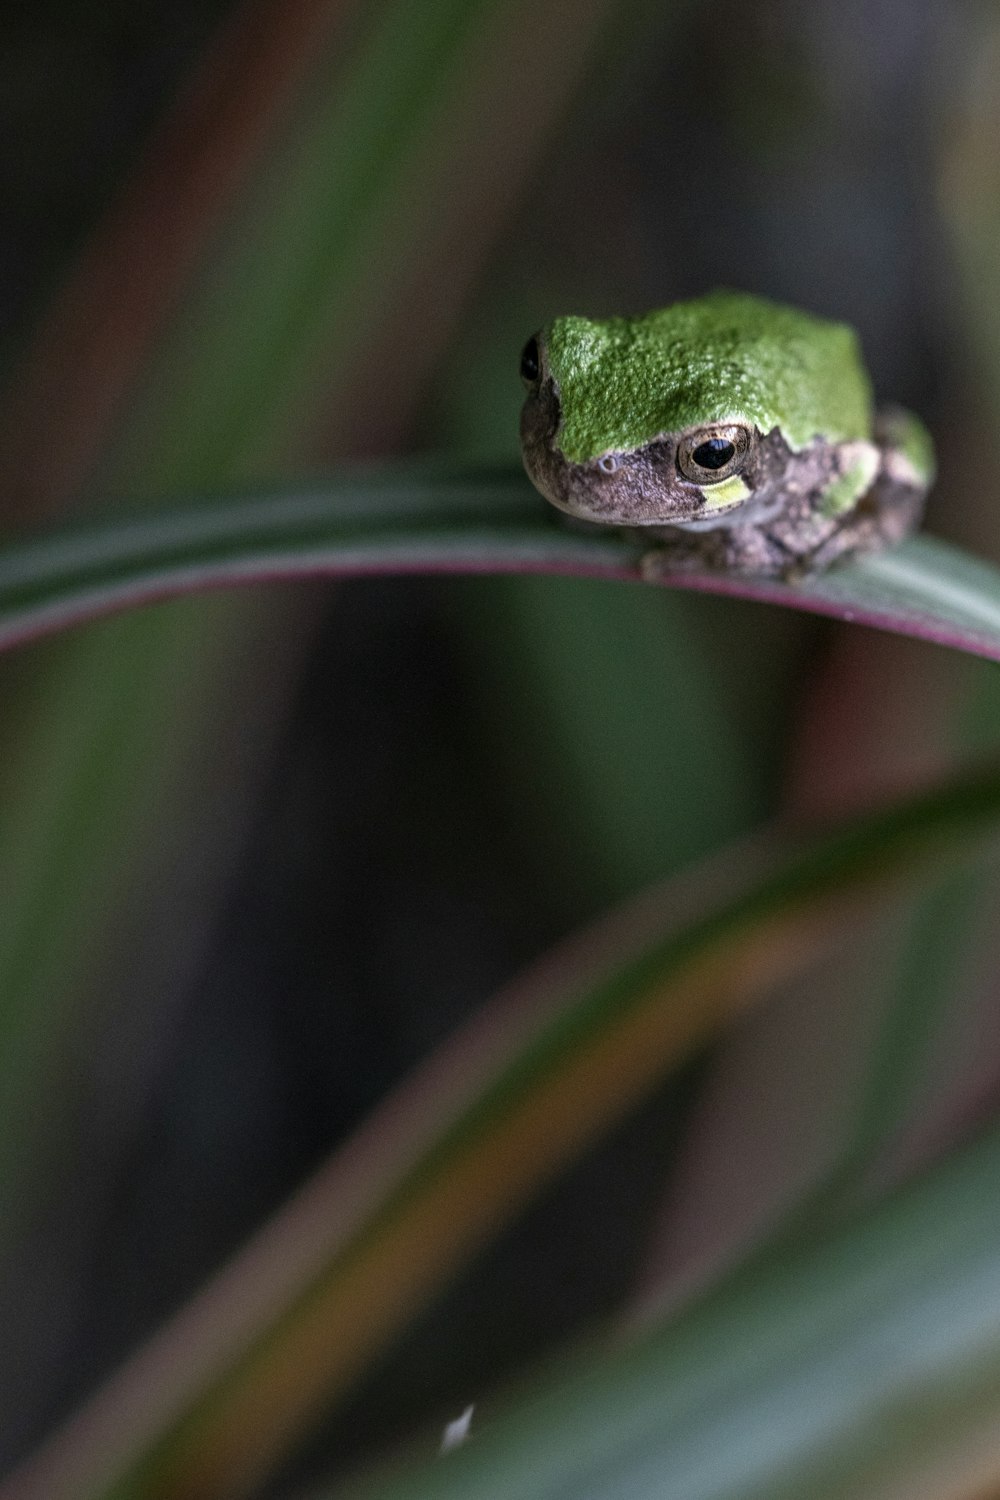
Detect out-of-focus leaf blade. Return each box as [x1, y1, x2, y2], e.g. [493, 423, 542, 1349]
[7, 759, 1000, 1500]
[2, 475, 1000, 664]
[342, 1115, 1000, 1500]
[0, 0, 625, 1248]
[0, 0, 363, 519]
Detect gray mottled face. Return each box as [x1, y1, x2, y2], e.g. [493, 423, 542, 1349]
[519, 357, 828, 529]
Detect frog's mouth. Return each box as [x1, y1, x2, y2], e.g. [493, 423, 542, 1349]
[530, 465, 752, 527]
[544, 447, 755, 526]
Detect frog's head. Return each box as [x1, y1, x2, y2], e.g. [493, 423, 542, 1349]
[519, 291, 873, 527]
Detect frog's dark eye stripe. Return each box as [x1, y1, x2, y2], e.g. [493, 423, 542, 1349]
[691, 438, 735, 470]
[520, 335, 540, 385]
[676, 424, 754, 485]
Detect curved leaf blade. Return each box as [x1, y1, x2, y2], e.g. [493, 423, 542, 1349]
[2, 470, 1000, 663]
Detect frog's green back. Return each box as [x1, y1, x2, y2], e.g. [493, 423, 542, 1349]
[545, 291, 873, 463]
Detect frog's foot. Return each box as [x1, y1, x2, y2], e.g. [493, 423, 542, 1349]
[639, 526, 792, 581]
[783, 474, 925, 581]
[638, 542, 712, 581]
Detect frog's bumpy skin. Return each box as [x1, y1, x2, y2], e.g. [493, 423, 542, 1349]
[520, 292, 932, 579]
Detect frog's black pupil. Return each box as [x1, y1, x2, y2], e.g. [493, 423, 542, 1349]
[520, 337, 540, 384]
[692, 438, 735, 470]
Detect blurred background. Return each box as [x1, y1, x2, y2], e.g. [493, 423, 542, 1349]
[1, 0, 998, 1493]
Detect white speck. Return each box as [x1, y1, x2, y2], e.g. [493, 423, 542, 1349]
[440, 1404, 474, 1455]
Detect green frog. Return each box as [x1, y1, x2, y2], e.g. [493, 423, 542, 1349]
[519, 290, 933, 579]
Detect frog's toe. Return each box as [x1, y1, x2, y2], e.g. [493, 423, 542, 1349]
[638, 544, 706, 581]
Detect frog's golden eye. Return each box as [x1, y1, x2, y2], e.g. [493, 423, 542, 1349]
[520, 335, 541, 386]
[677, 425, 754, 484]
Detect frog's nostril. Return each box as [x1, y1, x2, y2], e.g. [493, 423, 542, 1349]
[598, 454, 618, 474]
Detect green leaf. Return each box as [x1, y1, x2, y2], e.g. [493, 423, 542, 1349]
[345, 1115, 1000, 1500]
[3, 471, 1000, 665]
[0, 0, 625, 1252]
